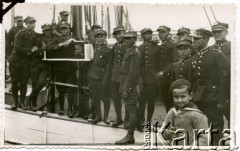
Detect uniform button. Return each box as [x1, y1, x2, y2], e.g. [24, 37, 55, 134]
[200, 55, 202, 58]
[218, 47, 221, 49]
[198, 73, 200, 75]
[198, 67, 201, 69]
[118, 51, 121, 53]
[180, 75, 183, 77]
[199, 60, 202, 63]
[180, 68, 183, 71]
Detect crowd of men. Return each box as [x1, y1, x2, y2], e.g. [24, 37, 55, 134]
[5, 10, 231, 145]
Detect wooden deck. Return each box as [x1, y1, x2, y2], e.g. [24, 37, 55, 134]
[4, 105, 168, 146]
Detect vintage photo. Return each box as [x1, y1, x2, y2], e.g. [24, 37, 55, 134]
[0, 1, 236, 149]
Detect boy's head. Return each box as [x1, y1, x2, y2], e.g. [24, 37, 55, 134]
[176, 37, 192, 59]
[170, 79, 192, 109]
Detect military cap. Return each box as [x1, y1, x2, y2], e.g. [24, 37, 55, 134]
[123, 31, 137, 38]
[176, 36, 192, 48]
[157, 25, 171, 33]
[190, 28, 212, 39]
[94, 29, 107, 37]
[60, 11, 69, 16]
[141, 28, 153, 35]
[41, 24, 52, 31]
[59, 22, 71, 28]
[212, 22, 229, 31]
[177, 27, 190, 36]
[170, 79, 191, 92]
[24, 16, 36, 23]
[14, 16, 23, 21]
[112, 26, 125, 35]
[91, 24, 102, 30]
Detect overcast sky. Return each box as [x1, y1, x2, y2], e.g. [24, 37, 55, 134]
[3, 3, 235, 43]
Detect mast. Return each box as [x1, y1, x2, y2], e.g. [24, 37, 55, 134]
[107, 6, 111, 38]
[71, 5, 83, 39]
[11, 6, 15, 27]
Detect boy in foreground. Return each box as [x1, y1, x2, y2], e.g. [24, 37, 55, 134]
[163, 79, 209, 146]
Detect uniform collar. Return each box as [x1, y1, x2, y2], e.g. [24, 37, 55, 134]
[198, 46, 209, 56]
[118, 42, 126, 47]
[180, 56, 191, 63]
[214, 39, 227, 47]
[143, 41, 152, 46]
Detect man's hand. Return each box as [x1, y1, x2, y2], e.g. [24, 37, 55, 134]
[32, 46, 38, 52]
[156, 71, 164, 77]
[164, 126, 177, 139]
[122, 91, 128, 99]
[59, 41, 69, 47]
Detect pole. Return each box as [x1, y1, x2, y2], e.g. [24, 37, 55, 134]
[210, 6, 218, 23]
[203, 6, 212, 27]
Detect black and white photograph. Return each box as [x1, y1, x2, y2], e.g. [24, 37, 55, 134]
[0, 0, 238, 149]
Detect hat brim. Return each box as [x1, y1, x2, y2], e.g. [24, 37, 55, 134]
[212, 28, 226, 31]
[189, 33, 202, 38]
[112, 29, 125, 35]
[60, 26, 70, 29]
[177, 31, 189, 36]
[42, 28, 52, 31]
[177, 42, 192, 48]
[157, 28, 168, 33]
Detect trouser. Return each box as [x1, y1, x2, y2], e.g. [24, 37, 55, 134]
[159, 79, 172, 113]
[124, 86, 139, 136]
[111, 82, 129, 122]
[89, 78, 110, 118]
[55, 71, 77, 111]
[29, 67, 48, 106]
[10, 64, 30, 104]
[195, 102, 224, 146]
[139, 83, 157, 123]
[78, 88, 90, 118]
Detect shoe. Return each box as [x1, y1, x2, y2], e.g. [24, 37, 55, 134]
[11, 102, 18, 110]
[19, 102, 27, 110]
[92, 115, 102, 124]
[68, 110, 74, 118]
[103, 117, 110, 125]
[31, 106, 38, 112]
[58, 110, 64, 115]
[111, 119, 123, 127]
[115, 134, 135, 145]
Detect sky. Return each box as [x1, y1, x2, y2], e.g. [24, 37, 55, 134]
[2, 3, 235, 43]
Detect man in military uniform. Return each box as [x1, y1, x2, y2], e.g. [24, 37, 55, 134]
[190, 28, 230, 145]
[177, 27, 190, 40]
[156, 25, 179, 112]
[115, 31, 141, 145]
[211, 22, 231, 128]
[6, 16, 26, 91]
[53, 11, 70, 37]
[138, 28, 159, 125]
[9, 16, 38, 110]
[46, 22, 77, 118]
[102, 26, 128, 127]
[211, 22, 231, 60]
[88, 30, 112, 124]
[85, 22, 102, 48]
[28, 24, 53, 111]
[171, 36, 193, 84]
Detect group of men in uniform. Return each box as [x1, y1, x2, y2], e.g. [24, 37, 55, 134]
[5, 10, 231, 145]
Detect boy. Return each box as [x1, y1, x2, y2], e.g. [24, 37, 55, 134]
[171, 37, 193, 84]
[163, 79, 209, 146]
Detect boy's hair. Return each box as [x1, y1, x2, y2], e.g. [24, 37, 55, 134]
[172, 84, 191, 94]
[170, 79, 192, 93]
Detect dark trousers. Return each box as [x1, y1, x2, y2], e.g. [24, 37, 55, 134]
[55, 71, 77, 111]
[89, 78, 110, 118]
[29, 67, 48, 106]
[195, 102, 224, 146]
[159, 79, 172, 113]
[124, 85, 139, 136]
[10, 64, 30, 104]
[139, 83, 157, 123]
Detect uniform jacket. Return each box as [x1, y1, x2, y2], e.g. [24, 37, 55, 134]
[88, 43, 112, 80]
[8, 28, 38, 67]
[120, 45, 141, 93]
[211, 39, 231, 61]
[171, 56, 193, 84]
[191, 47, 230, 105]
[138, 42, 159, 84]
[158, 38, 179, 77]
[30, 34, 54, 69]
[46, 35, 77, 72]
[104, 42, 128, 83]
[163, 102, 209, 146]
[6, 26, 26, 57]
